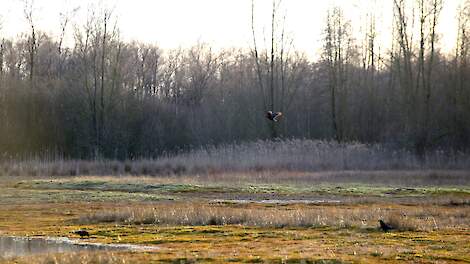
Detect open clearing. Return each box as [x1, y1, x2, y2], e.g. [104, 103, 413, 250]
[0, 171, 469, 263]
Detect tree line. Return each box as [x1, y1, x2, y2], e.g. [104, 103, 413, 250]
[0, 0, 469, 159]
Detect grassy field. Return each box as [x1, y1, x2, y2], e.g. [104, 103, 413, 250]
[0, 170, 469, 263]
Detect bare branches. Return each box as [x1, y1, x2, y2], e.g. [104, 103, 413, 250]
[22, 0, 35, 30]
[270, 0, 275, 112]
[322, 6, 354, 141]
[251, 0, 267, 110]
[58, 5, 80, 55]
[251, 0, 297, 138]
[22, 0, 37, 89]
[0, 0, 469, 157]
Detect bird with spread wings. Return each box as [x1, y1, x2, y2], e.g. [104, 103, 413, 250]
[265, 111, 283, 122]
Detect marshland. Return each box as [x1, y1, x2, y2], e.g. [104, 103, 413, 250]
[1, 0, 470, 263]
[1, 141, 469, 263]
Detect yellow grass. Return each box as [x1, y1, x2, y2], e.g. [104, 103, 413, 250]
[79, 202, 469, 231]
[0, 200, 469, 263]
[1, 175, 469, 263]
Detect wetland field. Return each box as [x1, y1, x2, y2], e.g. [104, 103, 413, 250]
[0, 141, 469, 263]
[0, 169, 469, 263]
[1, 0, 470, 260]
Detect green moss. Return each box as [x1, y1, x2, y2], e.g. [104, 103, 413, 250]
[0, 187, 172, 204]
[17, 180, 202, 193]
[14, 179, 470, 200]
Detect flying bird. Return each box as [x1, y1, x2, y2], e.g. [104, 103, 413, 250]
[266, 111, 283, 122]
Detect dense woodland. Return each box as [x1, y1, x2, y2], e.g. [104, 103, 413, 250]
[0, 0, 469, 159]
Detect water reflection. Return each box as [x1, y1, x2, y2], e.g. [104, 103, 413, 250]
[0, 236, 158, 259]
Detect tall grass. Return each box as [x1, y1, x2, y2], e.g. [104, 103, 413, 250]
[78, 203, 470, 231]
[1, 139, 469, 177]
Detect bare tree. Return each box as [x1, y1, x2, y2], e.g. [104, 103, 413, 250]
[453, 0, 470, 148]
[393, 0, 415, 108]
[422, 0, 442, 151]
[251, 0, 298, 138]
[72, 6, 117, 158]
[134, 43, 161, 98]
[251, 0, 267, 111]
[23, 0, 38, 90]
[393, 0, 426, 153]
[357, 7, 381, 141]
[57, 5, 79, 74]
[322, 6, 354, 141]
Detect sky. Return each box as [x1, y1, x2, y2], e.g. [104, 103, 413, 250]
[0, 0, 463, 58]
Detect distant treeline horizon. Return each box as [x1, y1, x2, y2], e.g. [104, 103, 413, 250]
[0, 1, 469, 159]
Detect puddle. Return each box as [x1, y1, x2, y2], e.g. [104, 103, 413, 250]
[212, 199, 342, 205]
[0, 236, 158, 259]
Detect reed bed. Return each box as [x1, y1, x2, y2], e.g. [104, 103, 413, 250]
[78, 203, 470, 231]
[1, 140, 469, 177]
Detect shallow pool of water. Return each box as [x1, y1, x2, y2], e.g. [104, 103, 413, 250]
[0, 236, 158, 259]
[212, 199, 342, 204]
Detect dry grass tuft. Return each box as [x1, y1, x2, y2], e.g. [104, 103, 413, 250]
[385, 212, 420, 231]
[78, 203, 470, 231]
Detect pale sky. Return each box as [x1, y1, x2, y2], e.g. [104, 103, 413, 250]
[0, 0, 463, 58]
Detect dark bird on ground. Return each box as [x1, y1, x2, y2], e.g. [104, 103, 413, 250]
[72, 230, 90, 238]
[266, 111, 283, 122]
[378, 220, 394, 232]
